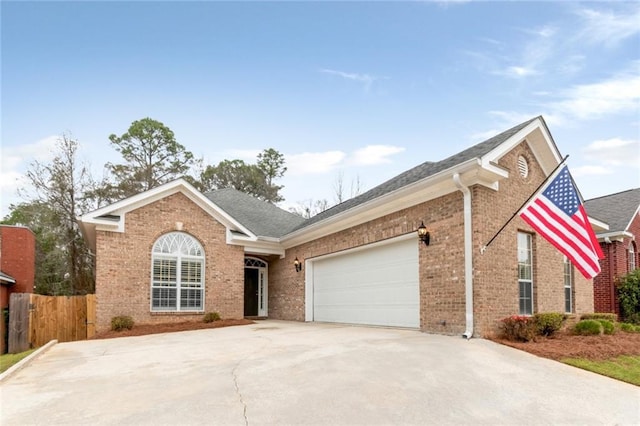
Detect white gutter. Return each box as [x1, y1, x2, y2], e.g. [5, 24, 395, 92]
[453, 173, 474, 339]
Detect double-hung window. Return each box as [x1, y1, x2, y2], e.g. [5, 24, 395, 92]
[518, 232, 533, 315]
[151, 232, 205, 312]
[629, 243, 636, 272]
[563, 256, 573, 314]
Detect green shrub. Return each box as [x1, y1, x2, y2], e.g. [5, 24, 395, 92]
[626, 313, 640, 326]
[598, 320, 615, 335]
[500, 315, 536, 342]
[619, 323, 639, 333]
[111, 315, 134, 331]
[203, 312, 221, 323]
[574, 320, 603, 336]
[534, 312, 565, 337]
[618, 269, 640, 324]
[580, 313, 617, 322]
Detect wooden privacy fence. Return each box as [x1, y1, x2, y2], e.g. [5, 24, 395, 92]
[7, 293, 96, 354]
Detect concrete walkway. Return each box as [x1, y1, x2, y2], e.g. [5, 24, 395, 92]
[1, 321, 638, 425]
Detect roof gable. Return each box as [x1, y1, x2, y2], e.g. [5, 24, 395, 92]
[285, 116, 561, 239]
[78, 179, 253, 250]
[584, 188, 640, 235]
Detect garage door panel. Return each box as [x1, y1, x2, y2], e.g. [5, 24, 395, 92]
[312, 238, 419, 328]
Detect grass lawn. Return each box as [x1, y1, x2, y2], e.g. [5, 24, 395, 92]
[562, 355, 640, 386]
[0, 349, 36, 374]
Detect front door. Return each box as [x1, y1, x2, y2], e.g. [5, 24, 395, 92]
[244, 257, 268, 317]
[244, 268, 259, 316]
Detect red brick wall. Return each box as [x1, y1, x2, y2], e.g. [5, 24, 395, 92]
[472, 144, 592, 335]
[0, 226, 36, 308]
[94, 192, 245, 332]
[594, 212, 640, 315]
[269, 192, 467, 334]
[270, 141, 588, 336]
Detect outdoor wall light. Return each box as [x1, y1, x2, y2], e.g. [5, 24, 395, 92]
[417, 221, 430, 246]
[294, 257, 303, 272]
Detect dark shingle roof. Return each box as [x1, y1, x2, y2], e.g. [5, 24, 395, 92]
[205, 188, 306, 238]
[290, 116, 541, 232]
[584, 188, 640, 233]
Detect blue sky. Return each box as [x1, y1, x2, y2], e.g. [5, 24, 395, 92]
[2, 1, 639, 217]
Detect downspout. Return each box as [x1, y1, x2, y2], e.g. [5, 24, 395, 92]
[453, 173, 473, 339]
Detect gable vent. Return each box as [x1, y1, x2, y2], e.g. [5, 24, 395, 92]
[517, 155, 529, 178]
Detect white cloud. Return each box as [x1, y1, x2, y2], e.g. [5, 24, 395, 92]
[350, 145, 405, 166]
[550, 62, 640, 121]
[0, 135, 59, 215]
[575, 6, 640, 47]
[320, 68, 389, 92]
[583, 138, 640, 166]
[287, 151, 346, 176]
[494, 66, 539, 78]
[570, 165, 613, 177]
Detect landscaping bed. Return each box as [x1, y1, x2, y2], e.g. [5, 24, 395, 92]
[491, 330, 640, 361]
[91, 318, 254, 340]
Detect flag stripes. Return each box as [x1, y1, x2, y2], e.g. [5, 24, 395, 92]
[519, 166, 602, 279]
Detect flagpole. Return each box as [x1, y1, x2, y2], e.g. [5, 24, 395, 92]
[480, 154, 569, 254]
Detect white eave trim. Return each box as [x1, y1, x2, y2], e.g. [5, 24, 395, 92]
[78, 179, 257, 250]
[482, 118, 562, 176]
[227, 233, 286, 257]
[596, 231, 633, 242]
[588, 216, 609, 233]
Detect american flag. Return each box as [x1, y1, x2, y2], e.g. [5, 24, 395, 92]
[520, 166, 603, 279]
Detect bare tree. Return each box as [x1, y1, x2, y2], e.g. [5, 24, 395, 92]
[333, 170, 363, 204]
[289, 199, 331, 219]
[15, 134, 95, 294]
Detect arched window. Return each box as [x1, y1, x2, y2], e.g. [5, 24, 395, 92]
[630, 242, 637, 272]
[151, 232, 205, 312]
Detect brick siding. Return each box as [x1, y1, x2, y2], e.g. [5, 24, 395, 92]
[269, 141, 591, 336]
[94, 192, 244, 332]
[0, 226, 36, 308]
[593, 212, 640, 315]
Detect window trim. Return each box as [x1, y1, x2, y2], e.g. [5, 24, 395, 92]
[150, 232, 205, 313]
[629, 242, 636, 272]
[518, 232, 534, 316]
[563, 256, 573, 314]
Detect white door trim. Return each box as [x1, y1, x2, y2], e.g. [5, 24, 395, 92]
[245, 257, 268, 317]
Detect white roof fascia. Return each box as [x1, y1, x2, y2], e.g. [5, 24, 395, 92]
[623, 207, 640, 233]
[226, 233, 285, 257]
[282, 158, 508, 249]
[481, 118, 562, 176]
[79, 179, 255, 238]
[79, 179, 258, 252]
[588, 216, 609, 233]
[596, 231, 632, 242]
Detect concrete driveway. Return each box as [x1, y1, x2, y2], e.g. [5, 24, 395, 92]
[1, 321, 638, 425]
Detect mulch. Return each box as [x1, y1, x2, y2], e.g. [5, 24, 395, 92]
[90, 318, 254, 340]
[490, 330, 640, 361]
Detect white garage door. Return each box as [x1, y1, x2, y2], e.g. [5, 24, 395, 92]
[312, 237, 419, 328]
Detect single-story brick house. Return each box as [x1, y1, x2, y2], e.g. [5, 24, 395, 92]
[584, 188, 640, 316]
[79, 116, 603, 337]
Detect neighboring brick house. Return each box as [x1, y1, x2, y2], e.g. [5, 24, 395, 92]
[79, 116, 600, 337]
[0, 225, 36, 309]
[584, 188, 640, 316]
[0, 225, 36, 354]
